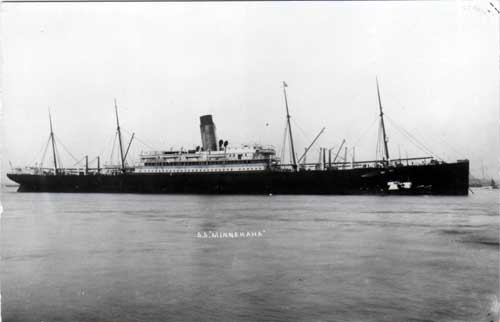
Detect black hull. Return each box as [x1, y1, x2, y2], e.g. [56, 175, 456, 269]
[6, 161, 469, 195]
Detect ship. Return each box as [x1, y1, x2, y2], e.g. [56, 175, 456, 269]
[6, 81, 469, 195]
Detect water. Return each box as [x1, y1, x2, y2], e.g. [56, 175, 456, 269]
[1, 188, 498, 322]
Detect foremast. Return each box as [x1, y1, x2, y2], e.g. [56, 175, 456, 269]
[283, 81, 297, 171]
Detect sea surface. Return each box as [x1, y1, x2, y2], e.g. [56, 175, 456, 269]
[1, 187, 499, 322]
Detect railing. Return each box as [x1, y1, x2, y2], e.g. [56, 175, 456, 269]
[8, 165, 131, 175]
[278, 157, 439, 171]
[9, 157, 442, 175]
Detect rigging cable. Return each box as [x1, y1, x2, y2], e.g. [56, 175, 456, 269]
[109, 131, 118, 165]
[385, 116, 444, 161]
[31, 135, 51, 166]
[351, 115, 379, 147]
[386, 117, 430, 154]
[54, 135, 80, 164]
[71, 155, 87, 167]
[375, 121, 382, 161]
[280, 119, 288, 163]
[54, 140, 64, 169]
[122, 128, 156, 150]
[291, 118, 312, 143]
[405, 120, 464, 159]
[291, 118, 328, 161]
[97, 132, 118, 164]
[87, 156, 98, 165]
[39, 135, 51, 168]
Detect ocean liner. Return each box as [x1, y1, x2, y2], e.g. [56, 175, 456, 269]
[7, 81, 469, 195]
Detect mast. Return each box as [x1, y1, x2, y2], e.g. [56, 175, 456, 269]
[376, 78, 390, 163]
[49, 110, 58, 174]
[283, 81, 297, 170]
[114, 99, 126, 172]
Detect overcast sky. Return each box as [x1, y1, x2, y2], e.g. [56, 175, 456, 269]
[1, 1, 499, 180]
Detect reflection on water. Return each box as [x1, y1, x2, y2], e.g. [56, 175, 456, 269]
[1, 188, 498, 322]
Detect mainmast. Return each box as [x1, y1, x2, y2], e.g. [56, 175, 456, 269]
[283, 81, 297, 170]
[49, 109, 58, 174]
[114, 99, 126, 172]
[376, 78, 390, 163]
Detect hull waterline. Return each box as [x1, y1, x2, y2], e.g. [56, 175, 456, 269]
[7, 161, 469, 196]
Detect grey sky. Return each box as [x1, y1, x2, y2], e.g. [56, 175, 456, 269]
[1, 1, 498, 180]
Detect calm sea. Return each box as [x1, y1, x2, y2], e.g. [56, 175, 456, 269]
[1, 187, 499, 322]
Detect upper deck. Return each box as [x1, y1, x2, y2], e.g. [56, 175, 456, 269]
[135, 144, 279, 173]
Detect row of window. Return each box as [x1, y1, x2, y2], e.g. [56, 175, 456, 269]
[137, 167, 264, 173]
[142, 159, 267, 167]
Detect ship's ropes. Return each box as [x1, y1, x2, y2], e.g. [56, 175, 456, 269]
[95, 131, 117, 165]
[385, 115, 444, 161]
[114, 127, 159, 166]
[109, 131, 118, 165]
[376, 120, 383, 161]
[388, 115, 465, 160]
[292, 119, 313, 143]
[350, 115, 379, 148]
[121, 128, 156, 150]
[280, 119, 288, 163]
[119, 129, 134, 166]
[290, 118, 316, 158]
[292, 118, 331, 163]
[289, 119, 307, 164]
[108, 129, 136, 167]
[40, 137, 50, 167]
[30, 133, 79, 169]
[63, 131, 118, 168]
[54, 135, 80, 166]
[71, 155, 87, 167]
[121, 127, 158, 164]
[55, 138, 64, 168]
[29, 135, 51, 167]
[280, 120, 297, 166]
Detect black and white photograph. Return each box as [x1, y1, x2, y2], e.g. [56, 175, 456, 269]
[1, 0, 499, 321]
